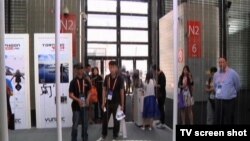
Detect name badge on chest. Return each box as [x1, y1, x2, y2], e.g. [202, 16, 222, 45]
[108, 90, 113, 100]
[80, 96, 86, 107]
[216, 84, 222, 95]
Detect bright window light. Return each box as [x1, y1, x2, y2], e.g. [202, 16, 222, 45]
[88, 14, 116, 27]
[87, 43, 117, 56]
[121, 1, 148, 14]
[121, 44, 148, 56]
[88, 0, 117, 12]
[121, 16, 148, 28]
[121, 30, 148, 42]
[87, 29, 117, 42]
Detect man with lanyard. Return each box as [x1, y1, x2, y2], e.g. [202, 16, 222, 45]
[213, 57, 240, 124]
[100, 61, 125, 140]
[69, 63, 91, 141]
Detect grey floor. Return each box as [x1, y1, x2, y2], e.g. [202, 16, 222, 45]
[9, 122, 172, 141]
[9, 95, 173, 141]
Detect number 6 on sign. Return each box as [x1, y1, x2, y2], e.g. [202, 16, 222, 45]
[192, 44, 197, 53]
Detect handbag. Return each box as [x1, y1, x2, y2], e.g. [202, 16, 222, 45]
[178, 90, 186, 109]
[89, 86, 98, 104]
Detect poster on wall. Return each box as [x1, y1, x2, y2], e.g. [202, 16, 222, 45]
[5, 34, 31, 129]
[34, 33, 73, 128]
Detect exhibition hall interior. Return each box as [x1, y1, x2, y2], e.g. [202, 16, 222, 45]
[1, 0, 250, 141]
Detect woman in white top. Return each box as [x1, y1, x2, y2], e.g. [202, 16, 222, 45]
[141, 72, 160, 131]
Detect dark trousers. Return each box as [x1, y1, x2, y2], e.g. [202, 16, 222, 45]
[71, 107, 88, 141]
[93, 102, 99, 120]
[215, 98, 236, 125]
[102, 103, 120, 138]
[157, 96, 166, 124]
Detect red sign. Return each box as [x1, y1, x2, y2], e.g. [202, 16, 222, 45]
[187, 21, 202, 58]
[61, 14, 77, 57]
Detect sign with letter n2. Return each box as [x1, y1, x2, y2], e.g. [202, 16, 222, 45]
[187, 21, 202, 58]
[61, 14, 77, 58]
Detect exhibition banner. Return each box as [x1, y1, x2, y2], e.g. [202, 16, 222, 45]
[34, 33, 73, 128]
[5, 34, 31, 129]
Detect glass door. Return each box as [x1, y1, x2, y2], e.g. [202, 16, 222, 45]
[88, 59, 116, 78]
[121, 60, 134, 73]
[136, 60, 147, 81]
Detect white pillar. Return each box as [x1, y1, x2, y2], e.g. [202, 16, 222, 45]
[79, 0, 82, 63]
[80, 0, 86, 63]
[55, 0, 62, 141]
[0, 0, 9, 141]
[173, 0, 179, 141]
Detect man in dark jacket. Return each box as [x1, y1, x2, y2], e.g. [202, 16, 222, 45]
[152, 65, 166, 129]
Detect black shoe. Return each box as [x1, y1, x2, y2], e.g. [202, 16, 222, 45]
[113, 135, 118, 139]
[83, 136, 88, 141]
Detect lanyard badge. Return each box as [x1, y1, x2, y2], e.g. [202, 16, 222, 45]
[107, 75, 117, 101]
[77, 79, 86, 107]
[216, 70, 229, 96]
[108, 90, 113, 100]
[216, 82, 222, 95]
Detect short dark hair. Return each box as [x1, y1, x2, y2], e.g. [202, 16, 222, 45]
[85, 64, 91, 68]
[109, 61, 118, 66]
[210, 67, 217, 73]
[152, 64, 160, 71]
[73, 63, 78, 69]
[76, 63, 84, 69]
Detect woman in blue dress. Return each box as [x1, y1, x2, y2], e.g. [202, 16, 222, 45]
[141, 72, 160, 131]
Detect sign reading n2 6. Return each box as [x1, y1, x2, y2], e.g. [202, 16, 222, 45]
[187, 21, 202, 58]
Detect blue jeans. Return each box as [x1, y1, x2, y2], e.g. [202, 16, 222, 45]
[71, 107, 88, 141]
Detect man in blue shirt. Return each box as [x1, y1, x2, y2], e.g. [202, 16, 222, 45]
[213, 57, 240, 124]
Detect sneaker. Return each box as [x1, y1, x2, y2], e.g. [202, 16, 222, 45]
[155, 121, 161, 125]
[123, 135, 127, 139]
[156, 123, 162, 128]
[119, 132, 122, 137]
[97, 136, 106, 141]
[156, 123, 166, 129]
[148, 127, 152, 131]
[141, 126, 145, 130]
